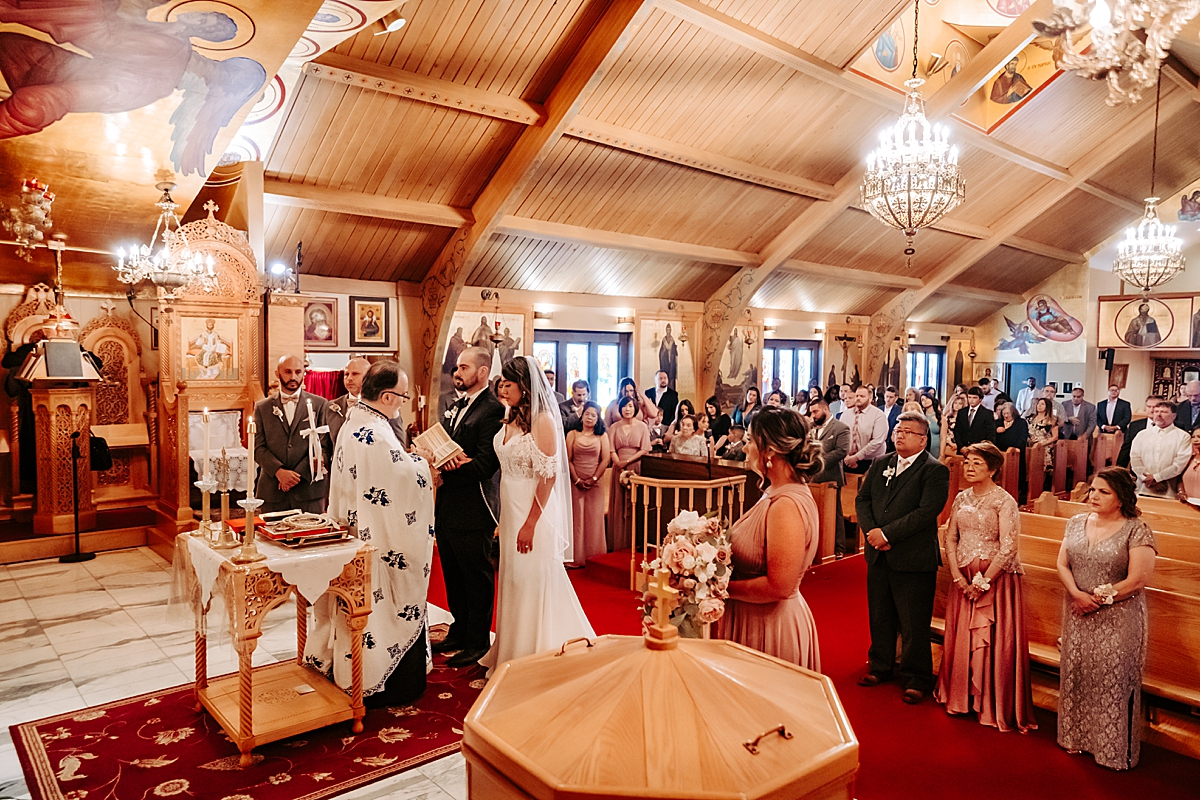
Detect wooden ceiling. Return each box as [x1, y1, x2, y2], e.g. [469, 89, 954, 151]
[250, 0, 1200, 327]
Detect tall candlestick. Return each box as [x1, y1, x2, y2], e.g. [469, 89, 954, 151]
[246, 418, 256, 502]
[202, 406, 211, 479]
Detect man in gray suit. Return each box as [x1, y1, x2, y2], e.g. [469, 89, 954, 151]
[327, 356, 406, 449]
[1060, 386, 1096, 442]
[253, 355, 332, 513]
[809, 400, 851, 556]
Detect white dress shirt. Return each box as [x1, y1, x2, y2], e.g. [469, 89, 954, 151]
[981, 388, 998, 411]
[894, 452, 917, 477]
[280, 389, 301, 424]
[450, 386, 487, 431]
[1015, 386, 1036, 416]
[1129, 423, 1193, 497]
[839, 404, 887, 461]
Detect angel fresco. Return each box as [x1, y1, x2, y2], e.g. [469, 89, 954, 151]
[0, 0, 266, 176]
[997, 317, 1047, 356]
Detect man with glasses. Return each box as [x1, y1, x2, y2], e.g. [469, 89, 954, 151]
[856, 411, 950, 706]
[253, 355, 332, 512]
[306, 360, 434, 707]
[327, 356, 407, 449]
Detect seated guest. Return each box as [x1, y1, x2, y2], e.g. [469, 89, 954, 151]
[1129, 402, 1192, 497]
[935, 442, 1036, 733]
[1177, 428, 1200, 505]
[1098, 384, 1133, 435]
[1117, 395, 1162, 468]
[920, 395, 941, 455]
[1056, 468, 1157, 770]
[955, 387, 996, 452]
[567, 401, 610, 567]
[715, 407, 824, 670]
[559, 379, 589, 431]
[663, 399, 696, 445]
[668, 414, 707, 457]
[305, 362, 432, 707]
[1028, 397, 1059, 474]
[995, 402, 1030, 502]
[766, 389, 789, 409]
[719, 424, 747, 461]
[608, 396, 652, 551]
[704, 396, 732, 450]
[733, 386, 762, 428]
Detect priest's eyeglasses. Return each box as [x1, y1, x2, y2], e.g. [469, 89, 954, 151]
[382, 390, 410, 402]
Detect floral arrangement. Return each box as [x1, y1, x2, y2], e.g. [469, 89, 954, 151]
[642, 510, 732, 637]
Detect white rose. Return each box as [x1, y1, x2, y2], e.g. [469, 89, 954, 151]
[681, 555, 696, 571]
[668, 510, 702, 537]
[695, 542, 718, 565]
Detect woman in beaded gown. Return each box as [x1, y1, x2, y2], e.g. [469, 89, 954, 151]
[1056, 467, 1157, 770]
[934, 442, 1037, 733]
[715, 407, 822, 670]
[479, 356, 594, 676]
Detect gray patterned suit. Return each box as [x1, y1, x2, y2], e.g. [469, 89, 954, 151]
[252, 392, 333, 513]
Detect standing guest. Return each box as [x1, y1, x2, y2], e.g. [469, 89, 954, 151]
[663, 399, 697, 445]
[647, 406, 669, 452]
[668, 415, 707, 456]
[882, 386, 902, 452]
[952, 383, 968, 401]
[1129, 403, 1192, 497]
[856, 411, 951, 704]
[1117, 395, 1162, 468]
[920, 395, 942, 456]
[941, 394, 967, 459]
[433, 346, 505, 668]
[1025, 385, 1065, 422]
[1057, 468, 1157, 770]
[715, 407, 824, 670]
[646, 370, 679, 428]
[327, 356, 405, 448]
[704, 396, 732, 449]
[253, 355, 332, 513]
[1175, 428, 1200, 504]
[605, 378, 649, 426]
[1098, 384, 1133, 435]
[1028, 397, 1059, 474]
[1175, 379, 1200, 432]
[733, 386, 763, 428]
[995, 402, 1030, 501]
[1061, 387, 1097, 442]
[1015, 376, 1038, 417]
[559, 380, 589, 431]
[841, 385, 888, 474]
[307, 362, 431, 706]
[719, 424, 748, 461]
[830, 384, 853, 418]
[935, 442, 1036, 732]
[809, 400, 850, 557]
[955, 387, 996, 452]
[608, 396, 652, 551]
[544, 369, 565, 405]
[978, 377, 999, 411]
[566, 402, 610, 567]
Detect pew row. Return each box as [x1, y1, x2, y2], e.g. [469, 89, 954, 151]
[1031, 492, 1200, 539]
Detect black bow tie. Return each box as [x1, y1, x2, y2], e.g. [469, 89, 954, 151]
[454, 397, 469, 410]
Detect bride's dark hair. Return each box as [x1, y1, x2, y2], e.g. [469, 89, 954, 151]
[501, 357, 533, 433]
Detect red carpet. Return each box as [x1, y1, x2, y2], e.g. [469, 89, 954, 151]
[10, 631, 484, 800]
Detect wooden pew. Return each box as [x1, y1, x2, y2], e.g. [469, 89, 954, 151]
[809, 482, 839, 564]
[1027, 442, 1048, 498]
[1053, 438, 1089, 494]
[1032, 492, 1200, 538]
[1092, 431, 1123, 472]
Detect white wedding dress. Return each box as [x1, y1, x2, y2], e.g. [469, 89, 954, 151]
[479, 418, 595, 675]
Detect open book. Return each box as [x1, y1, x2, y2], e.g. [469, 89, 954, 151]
[412, 424, 465, 469]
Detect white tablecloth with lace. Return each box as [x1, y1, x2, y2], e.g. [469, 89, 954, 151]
[188, 447, 253, 493]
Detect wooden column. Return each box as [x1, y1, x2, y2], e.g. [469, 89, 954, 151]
[31, 386, 97, 534]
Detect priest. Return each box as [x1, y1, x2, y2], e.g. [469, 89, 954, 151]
[304, 361, 434, 707]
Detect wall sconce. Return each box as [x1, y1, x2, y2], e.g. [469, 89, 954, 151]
[764, 326, 777, 336]
[615, 316, 634, 325]
[533, 310, 553, 320]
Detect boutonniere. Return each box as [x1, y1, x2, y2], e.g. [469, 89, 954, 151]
[444, 409, 454, 419]
[330, 403, 345, 417]
[883, 466, 896, 486]
[272, 406, 284, 421]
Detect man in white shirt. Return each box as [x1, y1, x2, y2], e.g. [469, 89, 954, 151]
[978, 378, 998, 411]
[1130, 403, 1193, 497]
[840, 385, 887, 474]
[1015, 376, 1038, 417]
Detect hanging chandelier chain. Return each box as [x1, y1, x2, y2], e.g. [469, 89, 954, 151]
[911, 0, 920, 81]
[1150, 72, 1161, 198]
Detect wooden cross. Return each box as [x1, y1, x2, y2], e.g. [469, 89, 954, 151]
[649, 568, 679, 631]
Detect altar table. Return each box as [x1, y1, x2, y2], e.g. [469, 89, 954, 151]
[172, 532, 374, 766]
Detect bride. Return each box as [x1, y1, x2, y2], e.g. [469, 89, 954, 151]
[479, 355, 595, 674]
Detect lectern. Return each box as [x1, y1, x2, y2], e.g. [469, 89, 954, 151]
[18, 340, 101, 535]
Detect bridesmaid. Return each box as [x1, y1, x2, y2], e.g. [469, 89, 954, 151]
[715, 406, 823, 671]
[934, 441, 1037, 733]
[566, 402, 611, 567]
[1057, 467, 1156, 770]
[608, 396, 652, 552]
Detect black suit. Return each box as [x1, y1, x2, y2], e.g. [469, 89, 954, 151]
[559, 398, 586, 432]
[646, 386, 679, 426]
[1096, 398, 1132, 434]
[252, 392, 332, 513]
[327, 394, 406, 450]
[883, 404, 902, 453]
[1117, 417, 1150, 468]
[856, 450, 950, 692]
[435, 389, 505, 653]
[954, 404, 996, 452]
[1176, 401, 1200, 432]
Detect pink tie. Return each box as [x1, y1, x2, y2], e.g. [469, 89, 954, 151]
[851, 411, 861, 453]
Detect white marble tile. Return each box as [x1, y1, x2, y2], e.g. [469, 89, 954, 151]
[0, 683, 86, 728]
[82, 549, 158, 578]
[0, 597, 33, 622]
[58, 639, 170, 685]
[418, 752, 467, 800]
[5, 559, 90, 580]
[41, 608, 149, 655]
[104, 582, 171, 610]
[124, 603, 193, 638]
[137, 546, 171, 569]
[76, 660, 189, 707]
[336, 768, 457, 800]
[15, 570, 103, 600]
[0, 580, 21, 602]
[27, 589, 117, 621]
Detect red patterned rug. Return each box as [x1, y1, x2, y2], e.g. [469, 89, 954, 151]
[10, 630, 485, 800]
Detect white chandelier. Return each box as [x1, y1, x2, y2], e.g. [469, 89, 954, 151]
[861, 0, 965, 261]
[4, 179, 55, 262]
[113, 182, 218, 299]
[1035, 0, 1200, 105]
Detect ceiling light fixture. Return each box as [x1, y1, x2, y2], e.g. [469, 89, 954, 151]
[374, 10, 406, 35]
[860, 0, 965, 264]
[112, 184, 217, 300]
[4, 179, 55, 262]
[1111, 76, 1185, 293]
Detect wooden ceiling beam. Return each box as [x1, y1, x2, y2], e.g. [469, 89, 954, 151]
[415, 0, 655, 408]
[263, 179, 473, 227]
[564, 116, 839, 200]
[1077, 182, 1147, 215]
[781, 260, 923, 289]
[931, 284, 1024, 305]
[308, 53, 546, 125]
[1004, 236, 1087, 264]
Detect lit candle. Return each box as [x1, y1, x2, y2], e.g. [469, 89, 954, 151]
[246, 418, 256, 501]
[202, 407, 211, 479]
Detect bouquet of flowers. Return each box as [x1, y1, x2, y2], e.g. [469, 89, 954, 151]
[642, 510, 732, 638]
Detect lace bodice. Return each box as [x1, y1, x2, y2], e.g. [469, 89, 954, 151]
[495, 427, 556, 480]
[945, 485, 1022, 573]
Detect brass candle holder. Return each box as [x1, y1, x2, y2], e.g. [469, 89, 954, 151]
[196, 474, 219, 545]
[210, 448, 238, 550]
[232, 495, 266, 564]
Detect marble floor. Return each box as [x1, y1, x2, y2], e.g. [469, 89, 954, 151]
[0, 548, 466, 800]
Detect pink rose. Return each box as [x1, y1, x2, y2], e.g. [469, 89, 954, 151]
[696, 597, 724, 624]
[663, 537, 697, 573]
[683, 578, 697, 590]
[715, 545, 731, 565]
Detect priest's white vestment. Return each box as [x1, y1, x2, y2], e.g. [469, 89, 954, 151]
[304, 403, 434, 696]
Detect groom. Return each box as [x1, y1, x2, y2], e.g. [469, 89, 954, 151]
[855, 411, 949, 704]
[434, 346, 505, 668]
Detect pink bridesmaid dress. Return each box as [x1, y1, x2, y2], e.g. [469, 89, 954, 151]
[715, 482, 821, 671]
[569, 434, 607, 566]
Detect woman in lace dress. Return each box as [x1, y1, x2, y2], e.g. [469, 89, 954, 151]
[934, 442, 1036, 733]
[668, 415, 707, 457]
[1056, 467, 1157, 770]
[714, 407, 823, 670]
[480, 356, 594, 675]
